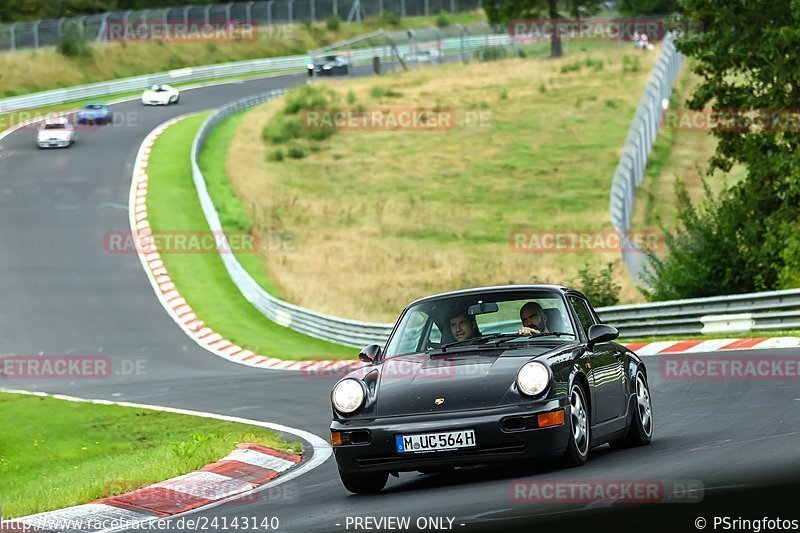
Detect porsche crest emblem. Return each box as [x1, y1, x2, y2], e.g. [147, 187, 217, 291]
[434, 397, 445, 405]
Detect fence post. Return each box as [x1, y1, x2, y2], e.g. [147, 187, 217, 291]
[311, 0, 316, 22]
[9, 23, 16, 52]
[58, 17, 66, 42]
[289, 0, 295, 24]
[204, 5, 212, 25]
[424, 0, 430, 16]
[333, 0, 338, 18]
[96, 13, 109, 42]
[33, 20, 42, 49]
[226, 3, 233, 24]
[246, 1, 254, 25]
[267, 0, 275, 25]
[451, 0, 455, 13]
[400, 0, 406, 17]
[183, 6, 191, 27]
[378, 0, 384, 16]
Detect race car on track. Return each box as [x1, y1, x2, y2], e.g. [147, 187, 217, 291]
[36, 116, 76, 149]
[141, 84, 180, 105]
[330, 285, 653, 494]
[76, 103, 112, 125]
[405, 48, 443, 64]
[307, 55, 351, 77]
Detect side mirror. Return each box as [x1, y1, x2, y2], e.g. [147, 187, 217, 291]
[359, 344, 382, 364]
[587, 324, 619, 351]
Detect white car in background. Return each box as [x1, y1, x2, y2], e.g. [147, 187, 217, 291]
[141, 84, 180, 105]
[405, 48, 443, 64]
[36, 116, 75, 149]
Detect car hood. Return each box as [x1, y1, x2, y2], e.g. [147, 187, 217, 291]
[38, 130, 71, 140]
[373, 345, 560, 417]
[78, 109, 107, 116]
[143, 91, 168, 98]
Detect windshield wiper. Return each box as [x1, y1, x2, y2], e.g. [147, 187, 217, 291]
[438, 333, 510, 352]
[491, 331, 576, 344]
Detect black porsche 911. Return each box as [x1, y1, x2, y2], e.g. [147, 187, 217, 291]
[307, 54, 351, 77]
[330, 285, 653, 494]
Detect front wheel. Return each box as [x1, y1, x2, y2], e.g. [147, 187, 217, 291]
[338, 468, 388, 494]
[611, 370, 653, 449]
[560, 382, 590, 467]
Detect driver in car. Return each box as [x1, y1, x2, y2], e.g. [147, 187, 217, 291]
[449, 311, 480, 342]
[517, 302, 549, 336]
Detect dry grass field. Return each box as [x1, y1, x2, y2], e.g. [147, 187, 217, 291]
[227, 46, 668, 322]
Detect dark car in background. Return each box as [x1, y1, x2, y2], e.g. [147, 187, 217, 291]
[307, 55, 351, 77]
[329, 285, 653, 493]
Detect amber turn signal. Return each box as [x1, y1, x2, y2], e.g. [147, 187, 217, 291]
[537, 409, 565, 428]
[330, 431, 343, 446]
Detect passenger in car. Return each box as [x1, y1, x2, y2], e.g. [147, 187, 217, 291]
[518, 301, 549, 335]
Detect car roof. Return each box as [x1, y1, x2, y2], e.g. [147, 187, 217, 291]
[43, 116, 70, 124]
[407, 284, 576, 307]
[85, 102, 108, 107]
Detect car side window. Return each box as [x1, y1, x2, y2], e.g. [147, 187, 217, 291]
[569, 296, 596, 336]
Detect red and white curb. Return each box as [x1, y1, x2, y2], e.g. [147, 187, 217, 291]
[625, 336, 800, 356]
[129, 117, 362, 374]
[9, 444, 301, 532]
[0, 389, 331, 533]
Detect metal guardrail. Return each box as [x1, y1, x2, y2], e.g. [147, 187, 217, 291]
[0, 26, 503, 114]
[0, 0, 483, 52]
[609, 32, 685, 286]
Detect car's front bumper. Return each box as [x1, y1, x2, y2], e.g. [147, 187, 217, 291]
[331, 398, 571, 474]
[37, 139, 71, 148]
[142, 98, 169, 105]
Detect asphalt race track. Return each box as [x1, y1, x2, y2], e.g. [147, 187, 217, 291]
[1, 67, 800, 532]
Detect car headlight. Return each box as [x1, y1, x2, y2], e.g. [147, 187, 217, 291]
[323, 64, 332, 70]
[332, 379, 365, 414]
[516, 361, 550, 396]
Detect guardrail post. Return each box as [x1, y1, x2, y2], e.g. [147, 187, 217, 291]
[246, 1, 255, 25]
[33, 20, 42, 48]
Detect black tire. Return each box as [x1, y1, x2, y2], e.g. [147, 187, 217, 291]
[561, 382, 590, 467]
[338, 468, 388, 494]
[610, 369, 653, 449]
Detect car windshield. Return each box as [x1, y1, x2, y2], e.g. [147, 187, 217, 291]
[384, 289, 575, 357]
[43, 123, 66, 130]
[86, 104, 104, 110]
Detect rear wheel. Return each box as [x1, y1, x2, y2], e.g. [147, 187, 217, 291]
[610, 370, 653, 448]
[338, 468, 388, 494]
[561, 382, 590, 467]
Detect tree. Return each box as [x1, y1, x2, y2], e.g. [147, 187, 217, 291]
[644, 0, 800, 299]
[483, 0, 603, 58]
[617, 0, 679, 16]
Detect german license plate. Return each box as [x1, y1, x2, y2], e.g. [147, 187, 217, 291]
[396, 430, 476, 453]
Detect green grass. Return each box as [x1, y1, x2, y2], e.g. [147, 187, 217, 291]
[145, 113, 355, 360]
[0, 392, 300, 518]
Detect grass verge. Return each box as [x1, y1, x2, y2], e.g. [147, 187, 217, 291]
[228, 45, 660, 321]
[0, 392, 300, 518]
[145, 113, 355, 360]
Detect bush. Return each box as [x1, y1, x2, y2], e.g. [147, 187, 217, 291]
[576, 263, 621, 308]
[326, 15, 342, 31]
[287, 144, 306, 159]
[622, 55, 641, 73]
[435, 12, 450, 28]
[475, 46, 507, 62]
[268, 149, 284, 162]
[379, 11, 401, 28]
[346, 90, 357, 105]
[58, 21, 92, 58]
